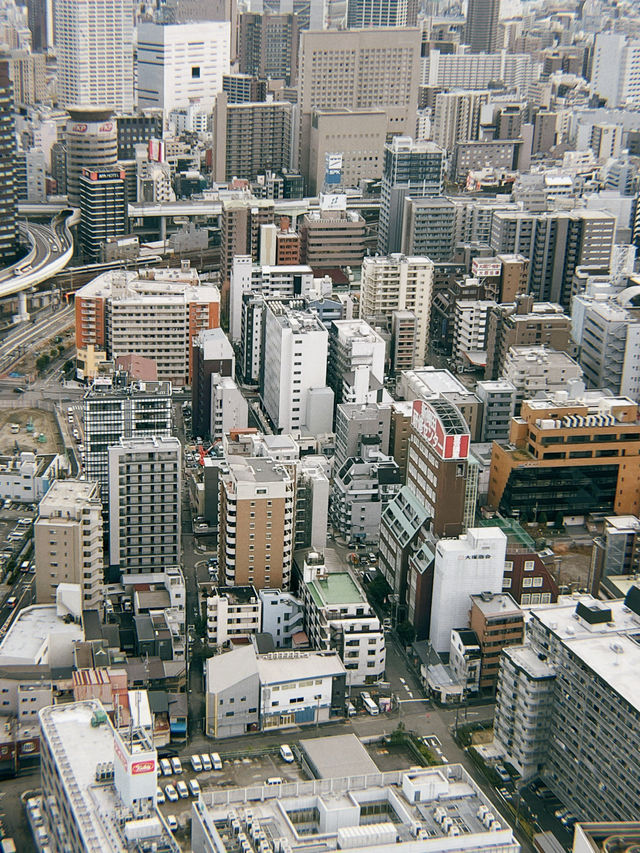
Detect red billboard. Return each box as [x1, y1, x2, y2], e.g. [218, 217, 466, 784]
[412, 399, 470, 459]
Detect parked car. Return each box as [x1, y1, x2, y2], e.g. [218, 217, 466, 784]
[165, 784, 178, 802]
[170, 757, 182, 774]
[265, 777, 283, 786]
[190, 755, 203, 773]
[156, 788, 165, 804]
[210, 752, 222, 771]
[167, 815, 178, 831]
[494, 764, 511, 784]
[200, 754, 212, 771]
[176, 780, 188, 799]
[279, 744, 294, 763]
[188, 778, 201, 797]
[160, 759, 172, 776]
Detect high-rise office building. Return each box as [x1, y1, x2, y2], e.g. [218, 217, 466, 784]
[327, 319, 386, 408]
[78, 168, 127, 261]
[212, 93, 294, 183]
[433, 90, 491, 151]
[137, 21, 230, 114]
[34, 480, 104, 609]
[299, 206, 367, 269]
[64, 106, 118, 206]
[219, 455, 295, 590]
[297, 28, 421, 187]
[261, 301, 333, 434]
[238, 12, 299, 84]
[54, 0, 134, 111]
[220, 197, 275, 282]
[378, 137, 445, 255]
[484, 295, 574, 380]
[464, 0, 500, 54]
[490, 209, 616, 308]
[406, 398, 474, 538]
[346, 0, 417, 27]
[592, 33, 640, 108]
[108, 436, 181, 575]
[26, 0, 53, 52]
[361, 255, 434, 365]
[75, 265, 220, 384]
[0, 64, 17, 263]
[83, 375, 173, 508]
[243, 0, 341, 30]
[400, 197, 457, 262]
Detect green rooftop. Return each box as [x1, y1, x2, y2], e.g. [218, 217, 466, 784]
[477, 516, 535, 549]
[307, 572, 364, 608]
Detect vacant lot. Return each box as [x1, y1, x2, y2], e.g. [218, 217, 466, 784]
[0, 408, 63, 455]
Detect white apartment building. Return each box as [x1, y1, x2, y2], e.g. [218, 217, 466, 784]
[502, 346, 584, 409]
[494, 592, 640, 821]
[429, 528, 507, 653]
[423, 49, 540, 93]
[572, 292, 640, 400]
[452, 299, 496, 366]
[361, 255, 434, 365]
[433, 90, 492, 152]
[39, 700, 177, 853]
[75, 265, 220, 385]
[108, 436, 181, 575]
[54, 0, 134, 111]
[229, 257, 315, 342]
[327, 319, 386, 406]
[137, 21, 230, 113]
[35, 480, 104, 610]
[592, 33, 640, 108]
[258, 588, 305, 648]
[191, 765, 518, 853]
[211, 375, 248, 441]
[299, 554, 385, 686]
[204, 585, 261, 646]
[261, 302, 333, 435]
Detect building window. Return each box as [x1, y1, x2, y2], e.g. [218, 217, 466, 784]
[502, 577, 512, 589]
[521, 594, 531, 604]
[522, 577, 533, 588]
[192, 66, 201, 78]
[524, 560, 535, 571]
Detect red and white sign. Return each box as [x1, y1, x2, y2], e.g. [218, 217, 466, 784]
[132, 759, 155, 775]
[412, 400, 470, 460]
[71, 123, 87, 133]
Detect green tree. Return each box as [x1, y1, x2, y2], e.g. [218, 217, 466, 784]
[396, 621, 416, 646]
[367, 573, 391, 608]
[554, 510, 564, 528]
[538, 510, 548, 525]
[36, 354, 50, 373]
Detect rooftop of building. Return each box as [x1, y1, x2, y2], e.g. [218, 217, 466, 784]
[530, 594, 640, 643]
[330, 319, 385, 342]
[505, 346, 583, 367]
[566, 632, 640, 711]
[85, 375, 172, 398]
[37, 479, 99, 514]
[476, 517, 535, 549]
[195, 327, 235, 358]
[0, 604, 83, 666]
[226, 455, 291, 484]
[300, 733, 379, 779]
[194, 764, 514, 853]
[256, 650, 346, 684]
[77, 266, 219, 303]
[470, 592, 523, 619]
[0, 450, 58, 476]
[503, 645, 557, 679]
[604, 515, 640, 533]
[401, 366, 469, 398]
[573, 822, 640, 853]
[39, 700, 175, 853]
[267, 302, 326, 333]
[208, 586, 259, 605]
[305, 571, 365, 609]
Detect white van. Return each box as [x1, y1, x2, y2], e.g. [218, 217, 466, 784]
[210, 752, 222, 771]
[160, 758, 172, 776]
[265, 777, 283, 786]
[170, 757, 182, 774]
[361, 692, 379, 716]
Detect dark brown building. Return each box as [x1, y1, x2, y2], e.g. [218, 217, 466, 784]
[469, 592, 524, 690]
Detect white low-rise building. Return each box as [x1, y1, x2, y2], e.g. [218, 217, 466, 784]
[299, 552, 385, 686]
[259, 588, 305, 648]
[192, 764, 518, 853]
[0, 451, 65, 503]
[203, 585, 261, 646]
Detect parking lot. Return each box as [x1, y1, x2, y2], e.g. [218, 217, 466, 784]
[156, 749, 308, 845]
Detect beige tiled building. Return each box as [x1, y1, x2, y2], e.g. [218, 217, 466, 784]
[35, 480, 104, 609]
